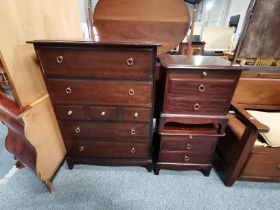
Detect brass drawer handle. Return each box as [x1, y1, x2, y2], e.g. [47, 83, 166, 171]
[127, 58, 134, 66]
[67, 110, 73, 116]
[202, 71, 207, 77]
[79, 146, 84, 152]
[101, 111, 106, 116]
[193, 103, 200, 111]
[57, 56, 63, 64]
[198, 84, 206, 92]
[131, 147, 136, 153]
[189, 135, 193, 140]
[186, 143, 192, 150]
[277, 164, 280, 169]
[184, 155, 190, 162]
[66, 87, 72, 94]
[133, 112, 138, 119]
[131, 129, 136, 135]
[128, 89, 135, 96]
[75, 126, 81, 133]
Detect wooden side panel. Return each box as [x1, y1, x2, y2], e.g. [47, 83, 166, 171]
[0, 0, 82, 107]
[22, 98, 66, 181]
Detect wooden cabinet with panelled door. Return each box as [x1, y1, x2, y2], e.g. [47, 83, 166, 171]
[155, 55, 245, 175]
[30, 40, 158, 171]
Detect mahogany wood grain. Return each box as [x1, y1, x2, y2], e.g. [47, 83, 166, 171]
[159, 151, 213, 164]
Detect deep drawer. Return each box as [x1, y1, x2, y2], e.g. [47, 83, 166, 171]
[37, 47, 154, 80]
[159, 151, 212, 164]
[48, 79, 153, 106]
[165, 97, 230, 115]
[54, 105, 86, 120]
[160, 135, 218, 152]
[60, 121, 150, 138]
[65, 140, 149, 159]
[89, 106, 118, 121]
[167, 78, 235, 100]
[122, 107, 152, 122]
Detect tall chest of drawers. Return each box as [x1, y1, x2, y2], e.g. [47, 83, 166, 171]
[155, 55, 244, 175]
[31, 40, 158, 171]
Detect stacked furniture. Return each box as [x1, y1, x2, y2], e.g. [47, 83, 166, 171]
[31, 40, 158, 171]
[215, 68, 280, 186]
[155, 55, 244, 175]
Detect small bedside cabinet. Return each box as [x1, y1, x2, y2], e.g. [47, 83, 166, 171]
[155, 55, 244, 175]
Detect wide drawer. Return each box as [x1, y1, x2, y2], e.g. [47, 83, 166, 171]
[165, 97, 230, 115]
[89, 106, 118, 121]
[37, 47, 154, 80]
[160, 135, 218, 153]
[122, 107, 152, 122]
[54, 105, 86, 120]
[60, 121, 150, 138]
[168, 78, 235, 100]
[65, 140, 149, 159]
[159, 151, 212, 164]
[48, 79, 153, 106]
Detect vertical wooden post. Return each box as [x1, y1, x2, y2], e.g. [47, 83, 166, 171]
[187, 5, 197, 56]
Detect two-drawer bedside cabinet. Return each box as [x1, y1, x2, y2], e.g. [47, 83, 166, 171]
[155, 55, 244, 175]
[31, 40, 158, 171]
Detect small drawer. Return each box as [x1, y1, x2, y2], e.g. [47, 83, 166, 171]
[160, 135, 218, 153]
[48, 79, 153, 106]
[89, 106, 118, 121]
[65, 140, 149, 159]
[159, 151, 212, 164]
[122, 107, 151, 122]
[54, 105, 85, 120]
[37, 47, 154, 80]
[60, 121, 150, 138]
[165, 97, 230, 115]
[167, 78, 235, 100]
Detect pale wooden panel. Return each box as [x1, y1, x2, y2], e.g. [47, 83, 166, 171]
[0, 0, 82, 107]
[22, 97, 66, 181]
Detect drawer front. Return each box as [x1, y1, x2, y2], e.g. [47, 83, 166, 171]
[159, 151, 212, 164]
[165, 97, 229, 115]
[65, 140, 149, 159]
[168, 78, 235, 100]
[89, 106, 118, 121]
[54, 105, 86, 120]
[241, 153, 280, 179]
[122, 107, 152, 122]
[48, 79, 153, 106]
[160, 135, 218, 152]
[60, 121, 150, 138]
[37, 47, 154, 80]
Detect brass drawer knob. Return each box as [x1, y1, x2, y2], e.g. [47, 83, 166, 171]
[75, 126, 81, 133]
[131, 147, 136, 153]
[186, 143, 192, 150]
[127, 58, 134, 66]
[198, 84, 206, 92]
[79, 146, 84, 152]
[128, 89, 135, 96]
[193, 103, 200, 111]
[202, 71, 207, 77]
[66, 87, 72, 94]
[133, 112, 138, 119]
[131, 129, 136, 135]
[184, 155, 190, 162]
[57, 56, 63, 64]
[101, 111, 106, 116]
[277, 164, 280, 169]
[67, 110, 73, 116]
[189, 135, 193, 140]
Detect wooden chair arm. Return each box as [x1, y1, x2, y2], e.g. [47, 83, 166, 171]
[231, 101, 270, 132]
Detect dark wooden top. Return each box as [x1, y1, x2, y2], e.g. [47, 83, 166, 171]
[159, 55, 246, 70]
[27, 39, 160, 48]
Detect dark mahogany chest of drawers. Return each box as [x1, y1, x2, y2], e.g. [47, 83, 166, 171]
[155, 55, 244, 175]
[32, 40, 158, 171]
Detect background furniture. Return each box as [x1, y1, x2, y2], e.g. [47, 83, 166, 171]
[179, 41, 206, 55]
[31, 40, 158, 171]
[215, 68, 280, 186]
[155, 55, 244, 175]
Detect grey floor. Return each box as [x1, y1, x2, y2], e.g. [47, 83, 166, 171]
[0, 163, 279, 210]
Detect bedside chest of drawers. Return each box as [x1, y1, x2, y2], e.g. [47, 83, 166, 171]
[31, 40, 158, 171]
[155, 55, 244, 175]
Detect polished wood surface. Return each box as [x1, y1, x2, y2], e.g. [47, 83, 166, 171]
[93, 0, 190, 55]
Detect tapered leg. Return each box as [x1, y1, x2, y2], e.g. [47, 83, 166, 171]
[66, 159, 74, 170]
[154, 165, 160, 175]
[15, 160, 25, 169]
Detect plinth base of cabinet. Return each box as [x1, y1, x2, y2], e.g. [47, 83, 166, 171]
[154, 162, 212, 176]
[66, 156, 154, 172]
